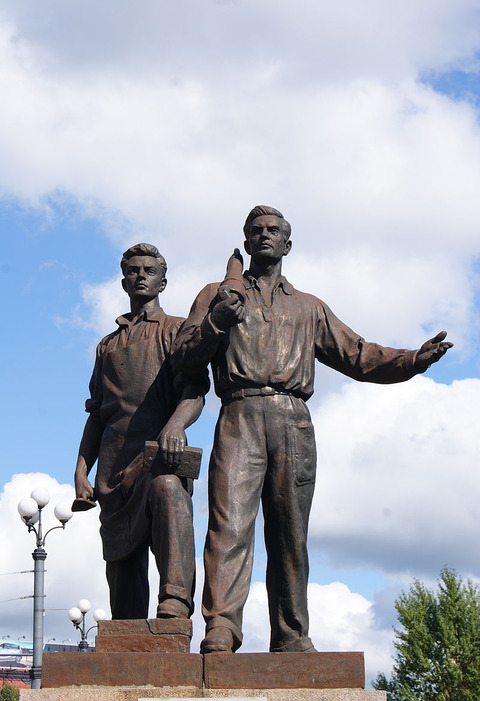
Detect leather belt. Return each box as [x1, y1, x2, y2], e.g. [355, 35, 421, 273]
[221, 386, 290, 402]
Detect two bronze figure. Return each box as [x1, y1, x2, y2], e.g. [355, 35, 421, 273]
[74, 206, 452, 653]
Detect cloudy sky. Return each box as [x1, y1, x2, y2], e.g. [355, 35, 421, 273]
[1, 0, 480, 687]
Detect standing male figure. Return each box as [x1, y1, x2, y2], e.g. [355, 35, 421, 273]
[74, 243, 207, 620]
[173, 206, 452, 654]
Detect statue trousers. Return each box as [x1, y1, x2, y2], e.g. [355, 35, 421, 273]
[202, 392, 316, 651]
[106, 473, 195, 619]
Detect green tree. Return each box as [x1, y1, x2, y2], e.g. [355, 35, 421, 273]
[0, 683, 19, 701]
[373, 567, 480, 701]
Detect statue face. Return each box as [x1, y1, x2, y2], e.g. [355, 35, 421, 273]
[245, 215, 291, 263]
[121, 255, 166, 302]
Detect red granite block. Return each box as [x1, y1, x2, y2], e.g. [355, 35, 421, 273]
[95, 633, 190, 653]
[97, 618, 192, 637]
[203, 651, 365, 689]
[41, 652, 202, 688]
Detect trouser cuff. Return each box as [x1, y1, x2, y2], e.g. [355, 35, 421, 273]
[159, 584, 193, 613]
[205, 615, 243, 651]
[270, 635, 314, 652]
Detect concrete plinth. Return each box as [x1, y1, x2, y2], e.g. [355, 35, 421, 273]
[21, 689, 386, 700]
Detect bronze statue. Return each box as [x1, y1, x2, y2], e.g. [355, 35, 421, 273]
[74, 244, 208, 620]
[172, 206, 453, 654]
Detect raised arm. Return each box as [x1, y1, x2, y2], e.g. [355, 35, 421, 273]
[172, 282, 243, 372]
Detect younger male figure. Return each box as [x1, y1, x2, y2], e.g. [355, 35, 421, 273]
[75, 243, 207, 620]
[173, 206, 452, 653]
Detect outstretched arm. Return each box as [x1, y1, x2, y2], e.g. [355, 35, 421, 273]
[414, 331, 453, 372]
[316, 302, 453, 384]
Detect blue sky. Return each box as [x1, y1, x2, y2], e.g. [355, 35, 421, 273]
[1, 0, 480, 686]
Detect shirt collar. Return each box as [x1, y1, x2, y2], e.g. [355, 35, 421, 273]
[244, 271, 294, 295]
[116, 306, 165, 327]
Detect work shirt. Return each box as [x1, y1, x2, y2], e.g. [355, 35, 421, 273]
[85, 306, 208, 561]
[172, 273, 420, 401]
[87, 307, 184, 441]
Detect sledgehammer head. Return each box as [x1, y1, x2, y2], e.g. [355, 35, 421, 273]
[218, 248, 245, 302]
[71, 497, 97, 512]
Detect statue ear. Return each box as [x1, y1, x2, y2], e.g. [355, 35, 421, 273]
[121, 278, 127, 292]
[244, 239, 251, 256]
[283, 239, 292, 257]
[159, 277, 167, 293]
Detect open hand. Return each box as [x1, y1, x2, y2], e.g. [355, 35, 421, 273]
[415, 331, 453, 372]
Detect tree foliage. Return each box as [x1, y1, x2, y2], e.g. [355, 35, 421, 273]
[373, 567, 480, 700]
[0, 683, 19, 701]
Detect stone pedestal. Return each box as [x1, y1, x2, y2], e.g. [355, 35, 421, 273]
[40, 651, 364, 690]
[203, 653, 364, 690]
[20, 619, 386, 701]
[95, 618, 192, 654]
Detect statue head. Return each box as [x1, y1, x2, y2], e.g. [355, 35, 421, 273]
[120, 243, 167, 302]
[243, 206, 292, 264]
[243, 206, 291, 241]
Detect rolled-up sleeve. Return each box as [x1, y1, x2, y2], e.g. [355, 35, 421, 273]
[85, 344, 104, 416]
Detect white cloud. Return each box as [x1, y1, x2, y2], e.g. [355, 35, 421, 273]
[309, 376, 480, 577]
[1, 9, 480, 359]
[1, 0, 480, 83]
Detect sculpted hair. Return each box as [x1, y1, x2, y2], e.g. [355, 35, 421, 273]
[243, 205, 291, 240]
[120, 243, 167, 277]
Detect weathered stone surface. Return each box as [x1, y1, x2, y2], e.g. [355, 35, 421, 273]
[97, 618, 192, 637]
[95, 633, 190, 653]
[204, 692, 385, 700]
[41, 652, 202, 688]
[203, 652, 365, 690]
[204, 692, 386, 701]
[21, 688, 387, 700]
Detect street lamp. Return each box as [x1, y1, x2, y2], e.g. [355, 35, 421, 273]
[18, 488, 73, 689]
[68, 600, 106, 651]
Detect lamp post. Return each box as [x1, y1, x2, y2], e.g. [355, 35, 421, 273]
[68, 600, 106, 651]
[17, 488, 73, 689]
